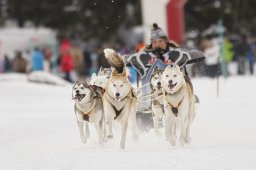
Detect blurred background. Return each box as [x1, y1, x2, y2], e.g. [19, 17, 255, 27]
[0, 0, 255, 82]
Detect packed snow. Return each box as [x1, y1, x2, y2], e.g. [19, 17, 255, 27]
[0, 72, 256, 170]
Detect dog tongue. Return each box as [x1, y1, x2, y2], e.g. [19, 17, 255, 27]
[73, 94, 84, 100]
[168, 84, 176, 89]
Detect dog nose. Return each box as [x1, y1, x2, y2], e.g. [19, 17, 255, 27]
[157, 82, 161, 86]
[168, 80, 173, 84]
[115, 93, 120, 97]
[76, 90, 79, 93]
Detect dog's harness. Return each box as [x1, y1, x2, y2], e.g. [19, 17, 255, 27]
[167, 96, 184, 117]
[112, 105, 124, 120]
[106, 90, 134, 120]
[80, 98, 96, 121]
[163, 84, 185, 117]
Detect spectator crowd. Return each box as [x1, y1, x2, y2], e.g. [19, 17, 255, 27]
[0, 31, 255, 83]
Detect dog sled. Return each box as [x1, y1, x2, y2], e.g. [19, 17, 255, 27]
[126, 48, 205, 131]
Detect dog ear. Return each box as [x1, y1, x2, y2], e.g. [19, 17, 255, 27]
[73, 81, 79, 86]
[99, 67, 103, 72]
[91, 73, 96, 78]
[166, 65, 172, 70]
[111, 69, 119, 77]
[82, 82, 90, 88]
[154, 66, 159, 72]
[121, 68, 128, 77]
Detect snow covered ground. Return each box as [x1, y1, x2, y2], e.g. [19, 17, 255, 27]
[0, 72, 256, 170]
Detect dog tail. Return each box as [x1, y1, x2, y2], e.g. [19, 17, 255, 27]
[104, 48, 125, 74]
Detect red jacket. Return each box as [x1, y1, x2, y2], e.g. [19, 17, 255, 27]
[60, 54, 74, 72]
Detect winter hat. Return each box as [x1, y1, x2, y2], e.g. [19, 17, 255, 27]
[150, 23, 168, 41]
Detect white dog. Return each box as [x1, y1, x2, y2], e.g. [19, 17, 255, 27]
[103, 48, 138, 149]
[89, 67, 112, 89]
[161, 64, 197, 146]
[150, 69, 164, 136]
[72, 82, 105, 145]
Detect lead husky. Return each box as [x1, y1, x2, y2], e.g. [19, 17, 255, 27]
[161, 64, 198, 146]
[72, 82, 105, 145]
[103, 48, 138, 149]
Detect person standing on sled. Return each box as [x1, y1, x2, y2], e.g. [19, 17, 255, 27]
[127, 23, 203, 113]
[145, 23, 190, 75]
[127, 23, 193, 82]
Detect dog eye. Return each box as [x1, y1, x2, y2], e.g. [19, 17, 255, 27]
[166, 75, 169, 77]
[174, 75, 177, 77]
[113, 84, 116, 87]
[81, 87, 84, 89]
[120, 85, 123, 87]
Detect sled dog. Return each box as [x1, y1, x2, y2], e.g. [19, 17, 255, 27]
[103, 48, 138, 149]
[150, 69, 164, 136]
[90, 67, 112, 89]
[161, 64, 197, 146]
[72, 82, 105, 145]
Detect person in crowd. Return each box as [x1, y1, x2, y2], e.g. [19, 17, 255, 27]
[223, 36, 234, 76]
[31, 47, 44, 71]
[200, 36, 220, 78]
[12, 51, 28, 73]
[247, 37, 256, 75]
[3, 54, 11, 72]
[70, 45, 85, 81]
[83, 49, 92, 79]
[43, 47, 53, 72]
[59, 48, 74, 82]
[235, 35, 248, 75]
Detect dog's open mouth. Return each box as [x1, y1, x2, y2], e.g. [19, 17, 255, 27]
[157, 85, 162, 90]
[168, 83, 177, 89]
[73, 94, 85, 101]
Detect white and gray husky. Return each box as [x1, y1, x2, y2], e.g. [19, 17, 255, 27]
[150, 69, 164, 136]
[161, 64, 198, 146]
[72, 82, 105, 145]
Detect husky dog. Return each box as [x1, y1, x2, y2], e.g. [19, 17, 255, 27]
[72, 82, 105, 145]
[161, 64, 198, 146]
[90, 73, 109, 89]
[98, 67, 112, 77]
[150, 69, 164, 136]
[103, 48, 138, 149]
[90, 67, 112, 89]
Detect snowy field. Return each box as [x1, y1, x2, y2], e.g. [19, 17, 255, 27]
[0, 72, 256, 170]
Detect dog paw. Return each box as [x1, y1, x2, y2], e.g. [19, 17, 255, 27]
[107, 134, 113, 139]
[80, 137, 87, 144]
[99, 141, 105, 148]
[185, 137, 191, 144]
[155, 131, 161, 138]
[120, 143, 125, 150]
[169, 135, 177, 146]
[179, 137, 188, 146]
[132, 134, 139, 142]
